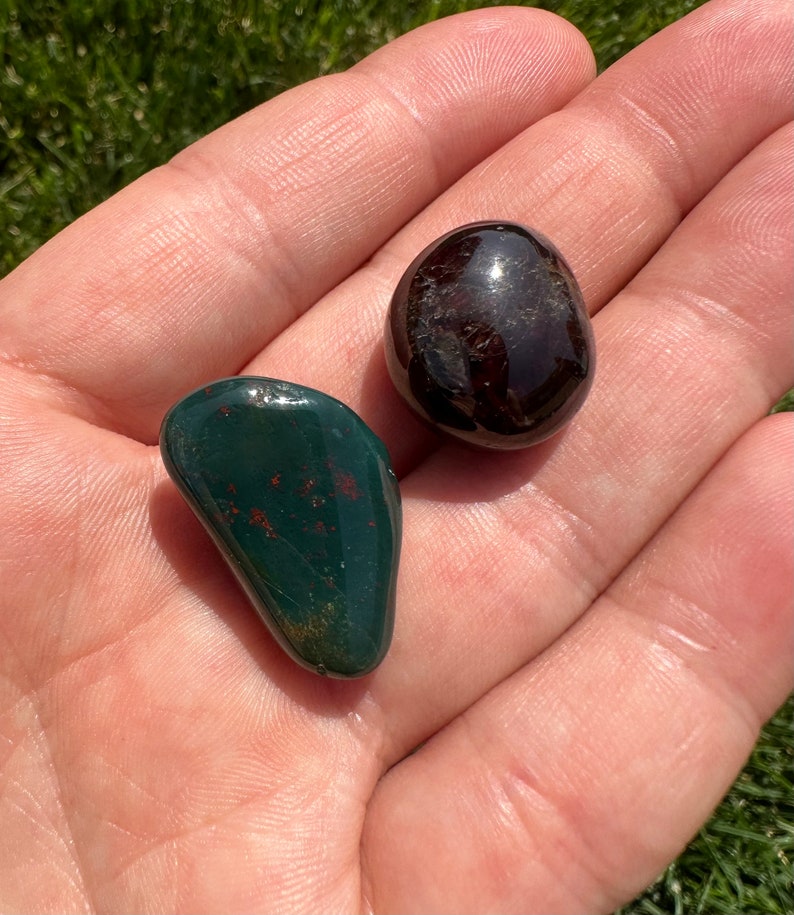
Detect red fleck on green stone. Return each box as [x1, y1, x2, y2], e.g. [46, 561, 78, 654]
[160, 377, 401, 678]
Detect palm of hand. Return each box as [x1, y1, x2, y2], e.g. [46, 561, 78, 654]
[0, 2, 791, 912]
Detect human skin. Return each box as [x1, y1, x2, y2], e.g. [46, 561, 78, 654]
[0, 0, 791, 911]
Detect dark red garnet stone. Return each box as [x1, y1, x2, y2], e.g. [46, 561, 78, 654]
[385, 221, 595, 450]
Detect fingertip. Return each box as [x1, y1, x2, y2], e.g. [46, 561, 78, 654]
[354, 6, 596, 139]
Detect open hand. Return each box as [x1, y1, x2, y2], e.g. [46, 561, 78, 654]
[0, 1, 791, 911]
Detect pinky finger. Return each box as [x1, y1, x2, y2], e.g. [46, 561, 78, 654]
[362, 413, 794, 914]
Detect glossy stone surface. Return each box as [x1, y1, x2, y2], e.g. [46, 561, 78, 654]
[385, 221, 595, 449]
[160, 377, 401, 678]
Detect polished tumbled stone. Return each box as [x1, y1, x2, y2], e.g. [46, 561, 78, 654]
[386, 221, 595, 449]
[160, 377, 401, 678]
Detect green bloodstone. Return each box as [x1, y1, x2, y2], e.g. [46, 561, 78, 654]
[160, 377, 401, 678]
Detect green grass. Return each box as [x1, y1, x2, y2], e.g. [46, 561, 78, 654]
[1, 2, 792, 912]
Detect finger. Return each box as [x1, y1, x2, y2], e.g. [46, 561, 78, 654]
[368, 112, 793, 757]
[0, 8, 595, 442]
[249, 0, 792, 468]
[362, 413, 794, 914]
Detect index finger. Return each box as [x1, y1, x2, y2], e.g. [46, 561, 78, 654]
[0, 8, 595, 442]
